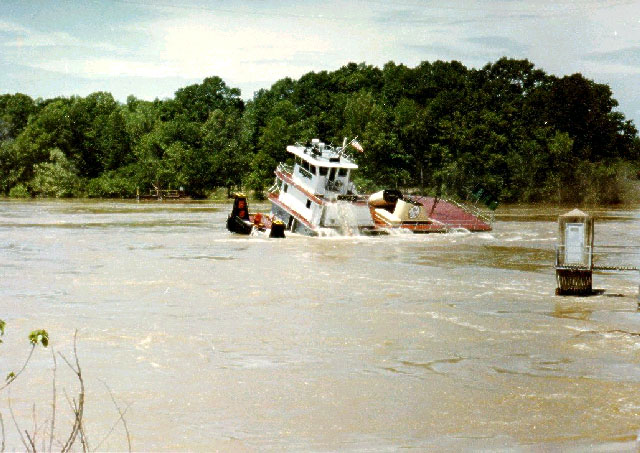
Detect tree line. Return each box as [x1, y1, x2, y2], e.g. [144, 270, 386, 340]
[1, 58, 638, 204]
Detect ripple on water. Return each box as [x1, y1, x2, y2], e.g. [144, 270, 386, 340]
[169, 254, 235, 261]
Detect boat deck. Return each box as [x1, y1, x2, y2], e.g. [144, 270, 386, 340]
[371, 196, 492, 232]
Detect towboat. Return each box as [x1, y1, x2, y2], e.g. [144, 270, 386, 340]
[227, 139, 492, 236]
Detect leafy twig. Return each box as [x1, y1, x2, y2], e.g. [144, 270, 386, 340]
[1, 345, 35, 392]
[1, 329, 49, 392]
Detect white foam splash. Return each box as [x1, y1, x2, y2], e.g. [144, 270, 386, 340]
[316, 227, 340, 237]
[447, 227, 471, 235]
[323, 201, 361, 236]
[385, 227, 414, 236]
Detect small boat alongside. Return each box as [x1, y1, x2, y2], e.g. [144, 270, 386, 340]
[227, 139, 492, 237]
[226, 193, 285, 238]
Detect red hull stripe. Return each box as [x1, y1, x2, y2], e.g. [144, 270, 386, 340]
[275, 169, 325, 205]
[268, 193, 315, 229]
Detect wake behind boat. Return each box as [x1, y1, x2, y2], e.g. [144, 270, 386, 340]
[227, 139, 492, 237]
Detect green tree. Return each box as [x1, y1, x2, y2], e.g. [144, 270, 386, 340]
[247, 116, 294, 196]
[66, 92, 129, 178]
[30, 148, 83, 198]
[0, 93, 36, 140]
[202, 109, 247, 196]
[10, 99, 74, 187]
[174, 76, 244, 123]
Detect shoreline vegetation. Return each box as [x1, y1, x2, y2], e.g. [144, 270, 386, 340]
[2, 182, 640, 208]
[1, 58, 639, 205]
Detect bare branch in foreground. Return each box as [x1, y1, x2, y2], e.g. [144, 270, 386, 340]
[49, 346, 57, 453]
[0, 345, 35, 392]
[59, 330, 86, 453]
[27, 402, 38, 452]
[8, 390, 30, 453]
[1, 411, 6, 453]
[2, 329, 128, 452]
[25, 429, 36, 452]
[94, 379, 132, 453]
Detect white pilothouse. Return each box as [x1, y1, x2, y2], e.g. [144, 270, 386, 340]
[268, 139, 375, 235]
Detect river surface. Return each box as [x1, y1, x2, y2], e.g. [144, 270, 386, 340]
[1, 200, 639, 451]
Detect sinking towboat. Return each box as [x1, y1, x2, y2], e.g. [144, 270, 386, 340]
[227, 139, 492, 236]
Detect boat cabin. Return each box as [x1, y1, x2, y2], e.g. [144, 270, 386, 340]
[287, 139, 358, 198]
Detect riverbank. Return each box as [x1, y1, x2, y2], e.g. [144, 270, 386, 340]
[3, 180, 640, 206]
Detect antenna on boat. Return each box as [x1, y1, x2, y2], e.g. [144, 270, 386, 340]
[338, 137, 348, 156]
[339, 136, 362, 156]
[339, 136, 363, 157]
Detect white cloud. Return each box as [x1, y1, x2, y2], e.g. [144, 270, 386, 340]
[0, 19, 30, 34]
[0, 18, 117, 51]
[582, 62, 640, 75]
[4, 30, 80, 48]
[20, 12, 340, 84]
[1, 7, 409, 88]
[28, 58, 176, 79]
[151, 15, 334, 81]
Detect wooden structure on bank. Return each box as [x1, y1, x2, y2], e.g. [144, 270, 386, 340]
[555, 209, 639, 299]
[136, 187, 189, 201]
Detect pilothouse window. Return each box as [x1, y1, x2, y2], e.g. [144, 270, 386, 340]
[319, 166, 328, 176]
[338, 168, 348, 177]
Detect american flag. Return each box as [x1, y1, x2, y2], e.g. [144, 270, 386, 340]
[350, 139, 364, 153]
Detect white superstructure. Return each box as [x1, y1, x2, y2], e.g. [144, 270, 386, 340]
[268, 139, 374, 235]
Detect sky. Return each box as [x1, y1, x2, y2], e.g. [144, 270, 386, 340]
[1, 0, 639, 126]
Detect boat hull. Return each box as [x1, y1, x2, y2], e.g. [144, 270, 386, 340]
[226, 215, 253, 235]
[270, 199, 319, 236]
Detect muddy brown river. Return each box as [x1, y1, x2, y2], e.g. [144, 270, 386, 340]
[1, 200, 639, 451]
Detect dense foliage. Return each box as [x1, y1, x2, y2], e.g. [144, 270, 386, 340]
[1, 59, 638, 204]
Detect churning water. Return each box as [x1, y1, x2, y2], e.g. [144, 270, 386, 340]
[321, 200, 361, 236]
[1, 200, 639, 451]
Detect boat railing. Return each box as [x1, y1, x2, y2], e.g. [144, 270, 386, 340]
[553, 244, 639, 271]
[137, 188, 185, 200]
[591, 245, 640, 271]
[555, 245, 593, 269]
[443, 197, 495, 226]
[277, 162, 293, 176]
[268, 178, 280, 194]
